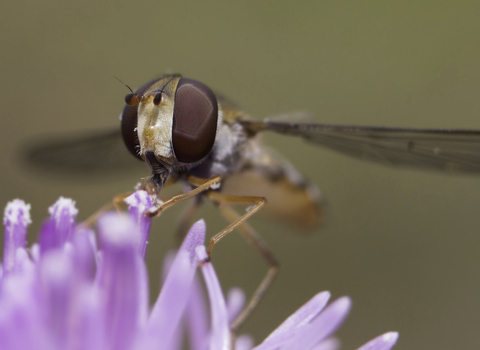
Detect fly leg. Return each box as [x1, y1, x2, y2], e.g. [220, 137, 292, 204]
[113, 192, 136, 212]
[147, 175, 222, 217]
[78, 175, 178, 230]
[205, 191, 279, 332]
[76, 192, 133, 231]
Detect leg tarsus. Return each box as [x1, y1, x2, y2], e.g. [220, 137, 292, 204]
[148, 175, 221, 218]
[113, 192, 134, 212]
[76, 192, 132, 231]
[206, 191, 279, 332]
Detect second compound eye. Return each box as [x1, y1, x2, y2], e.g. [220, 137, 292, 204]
[172, 78, 218, 163]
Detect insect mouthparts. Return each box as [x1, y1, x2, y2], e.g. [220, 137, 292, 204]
[145, 151, 170, 192]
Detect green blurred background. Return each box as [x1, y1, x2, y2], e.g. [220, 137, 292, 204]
[1, 0, 480, 348]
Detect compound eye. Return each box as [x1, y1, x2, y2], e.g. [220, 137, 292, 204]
[172, 78, 218, 163]
[120, 78, 161, 161]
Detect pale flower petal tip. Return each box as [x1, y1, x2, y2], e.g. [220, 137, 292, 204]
[98, 212, 138, 247]
[40, 250, 72, 285]
[48, 197, 78, 223]
[226, 287, 246, 323]
[3, 199, 31, 275]
[235, 335, 255, 350]
[124, 190, 154, 257]
[124, 190, 153, 212]
[314, 337, 341, 350]
[3, 199, 31, 226]
[44, 197, 78, 247]
[182, 219, 206, 263]
[195, 244, 208, 261]
[356, 332, 399, 350]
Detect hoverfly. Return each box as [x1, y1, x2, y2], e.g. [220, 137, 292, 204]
[24, 74, 480, 330]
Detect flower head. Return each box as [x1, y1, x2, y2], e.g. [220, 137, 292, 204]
[0, 192, 398, 350]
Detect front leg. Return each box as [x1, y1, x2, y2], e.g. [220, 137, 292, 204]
[147, 175, 222, 217]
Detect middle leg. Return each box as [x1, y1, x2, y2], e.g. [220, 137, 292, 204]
[206, 191, 279, 332]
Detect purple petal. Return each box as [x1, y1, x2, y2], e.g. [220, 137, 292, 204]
[226, 287, 246, 324]
[255, 297, 351, 350]
[158, 252, 183, 350]
[146, 219, 206, 349]
[284, 297, 352, 349]
[0, 273, 45, 350]
[3, 199, 31, 276]
[235, 335, 255, 350]
[72, 228, 97, 282]
[264, 291, 331, 342]
[196, 245, 230, 350]
[39, 251, 74, 349]
[161, 251, 176, 281]
[39, 249, 106, 350]
[48, 197, 78, 241]
[30, 243, 40, 262]
[71, 286, 107, 350]
[356, 332, 399, 350]
[97, 213, 148, 350]
[39, 219, 57, 254]
[124, 191, 153, 258]
[186, 274, 209, 350]
[312, 338, 341, 350]
[40, 198, 78, 254]
[13, 248, 34, 276]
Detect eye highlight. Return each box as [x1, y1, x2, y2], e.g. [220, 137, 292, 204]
[172, 78, 218, 163]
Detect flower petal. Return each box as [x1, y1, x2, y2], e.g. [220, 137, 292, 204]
[70, 286, 107, 350]
[186, 274, 209, 350]
[312, 338, 341, 350]
[145, 219, 206, 349]
[40, 198, 78, 254]
[255, 297, 351, 350]
[356, 332, 399, 350]
[0, 260, 41, 350]
[39, 251, 74, 349]
[264, 291, 331, 342]
[226, 287, 246, 324]
[124, 190, 153, 258]
[13, 248, 34, 276]
[282, 297, 352, 350]
[39, 219, 57, 254]
[3, 199, 31, 276]
[235, 335, 255, 350]
[72, 228, 97, 282]
[48, 197, 78, 242]
[97, 213, 147, 350]
[196, 245, 230, 350]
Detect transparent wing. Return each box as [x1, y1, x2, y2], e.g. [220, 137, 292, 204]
[240, 120, 480, 173]
[21, 128, 145, 177]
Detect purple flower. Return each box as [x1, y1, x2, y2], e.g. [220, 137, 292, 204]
[0, 192, 399, 350]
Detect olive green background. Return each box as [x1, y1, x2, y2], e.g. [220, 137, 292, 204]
[1, 1, 480, 349]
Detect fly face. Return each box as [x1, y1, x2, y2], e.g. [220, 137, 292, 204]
[119, 76, 219, 190]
